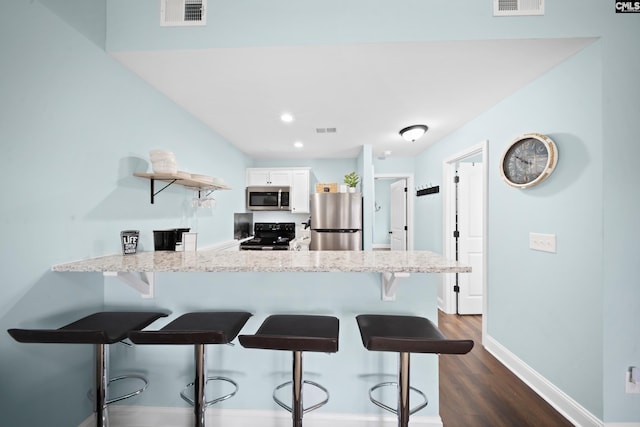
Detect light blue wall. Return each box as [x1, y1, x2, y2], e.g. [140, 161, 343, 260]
[0, 1, 250, 425]
[419, 43, 605, 416]
[413, 153, 444, 253]
[373, 156, 416, 176]
[601, 9, 640, 422]
[105, 0, 601, 51]
[373, 180, 391, 245]
[104, 272, 440, 416]
[39, 0, 107, 48]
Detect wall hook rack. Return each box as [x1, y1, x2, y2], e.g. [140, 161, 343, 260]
[416, 185, 439, 197]
[198, 189, 215, 199]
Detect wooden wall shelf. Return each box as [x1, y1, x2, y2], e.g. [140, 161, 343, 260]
[134, 172, 231, 204]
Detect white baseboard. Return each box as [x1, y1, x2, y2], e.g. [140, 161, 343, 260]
[484, 335, 604, 427]
[79, 407, 443, 427]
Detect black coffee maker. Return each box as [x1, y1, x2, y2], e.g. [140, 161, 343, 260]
[153, 228, 190, 251]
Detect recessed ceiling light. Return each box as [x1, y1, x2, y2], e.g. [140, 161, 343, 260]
[281, 113, 294, 123]
[294, 141, 304, 148]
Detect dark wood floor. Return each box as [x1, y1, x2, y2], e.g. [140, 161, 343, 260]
[438, 311, 574, 427]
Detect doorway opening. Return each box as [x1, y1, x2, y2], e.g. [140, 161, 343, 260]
[373, 173, 414, 251]
[442, 141, 488, 342]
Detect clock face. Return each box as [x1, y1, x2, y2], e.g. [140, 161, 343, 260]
[500, 134, 557, 188]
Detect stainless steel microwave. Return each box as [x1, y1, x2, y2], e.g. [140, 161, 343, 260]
[246, 186, 291, 211]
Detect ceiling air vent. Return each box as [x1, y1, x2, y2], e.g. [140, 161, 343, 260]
[316, 128, 337, 134]
[494, 0, 544, 16]
[161, 0, 206, 26]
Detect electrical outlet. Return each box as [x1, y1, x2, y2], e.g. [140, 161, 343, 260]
[529, 233, 556, 253]
[626, 367, 640, 394]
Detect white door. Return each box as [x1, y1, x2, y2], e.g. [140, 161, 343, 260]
[457, 162, 483, 314]
[389, 179, 407, 251]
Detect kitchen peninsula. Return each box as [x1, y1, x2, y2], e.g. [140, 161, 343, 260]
[53, 250, 470, 274]
[52, 250, 471, 426]
[53, 250, 470, 301]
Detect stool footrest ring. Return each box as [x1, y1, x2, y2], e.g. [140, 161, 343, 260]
[87, 374, 149, 405]
[180, 376, 239, 407]
[273, 380, 329, 414]
[369, 381, 428, 416]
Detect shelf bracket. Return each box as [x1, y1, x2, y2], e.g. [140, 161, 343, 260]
[104, 271, 154, 298]
[381, 272, 410, 301]
[150, 178, 177, 204]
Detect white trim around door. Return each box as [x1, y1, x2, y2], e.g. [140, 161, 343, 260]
[442, 141, 488, 342]
[373, 173, 415, 251]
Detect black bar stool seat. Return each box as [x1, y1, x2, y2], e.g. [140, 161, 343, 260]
[8, 311, 168, 427]
[128, 311, 252, 427]
[239, 315, 339, 427]
[356, 314, 473, 427]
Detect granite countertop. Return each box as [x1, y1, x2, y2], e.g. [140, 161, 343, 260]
[52, 250, 471, 274]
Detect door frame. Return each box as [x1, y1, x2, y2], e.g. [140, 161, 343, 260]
[442, 141, 488, 342]
[373, 173, 415, 250]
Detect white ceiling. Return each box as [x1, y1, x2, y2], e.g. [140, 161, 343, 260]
[111, 38, 594, 159]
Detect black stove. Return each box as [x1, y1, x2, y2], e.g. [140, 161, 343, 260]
[240, 222, 296, 251]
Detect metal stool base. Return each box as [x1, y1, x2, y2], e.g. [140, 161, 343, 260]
[87, 374, 149, 405]
[369, 381, 428, 416]
[181, 376, 239, 407]
[273, 379, 330, 414]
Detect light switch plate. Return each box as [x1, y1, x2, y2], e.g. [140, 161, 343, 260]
[529, 233, 556, 253]
[626, 367, 640, 394]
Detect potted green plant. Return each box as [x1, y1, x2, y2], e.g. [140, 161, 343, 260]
[344, 171, 359, 192]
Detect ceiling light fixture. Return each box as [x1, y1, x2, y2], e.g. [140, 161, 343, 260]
[281, 113, 294, 123]
[293, 141, 304, 148]
[399, 124, 428, 142]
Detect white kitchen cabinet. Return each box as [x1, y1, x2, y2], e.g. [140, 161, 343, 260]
[246, 169, 292, 186]
[290, 169, 310, 213]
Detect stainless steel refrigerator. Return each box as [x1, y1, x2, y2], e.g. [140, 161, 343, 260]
[310, 192, 362, 250]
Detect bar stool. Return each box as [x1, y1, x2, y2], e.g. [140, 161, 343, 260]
[239, 314, 339, 427]
[128, 311, 252, 427]
[7, 311, 168, 427]
[355, 314, 474, 427]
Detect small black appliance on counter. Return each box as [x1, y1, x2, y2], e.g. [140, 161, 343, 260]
[234, 213, 253, 240]
[153, 228, 190, 251]
[239, 222, 295, 250]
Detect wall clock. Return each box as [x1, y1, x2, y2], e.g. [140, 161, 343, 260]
[500, 133, 558, 189]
